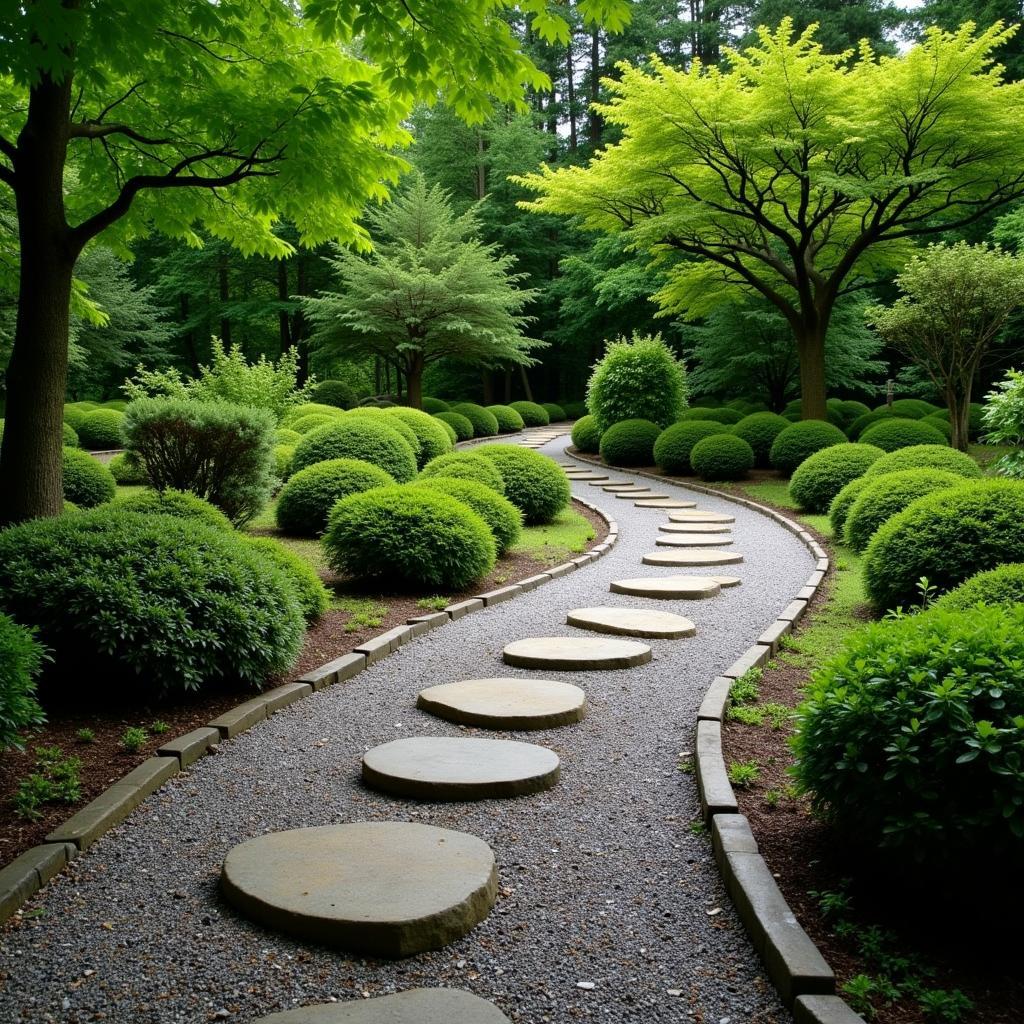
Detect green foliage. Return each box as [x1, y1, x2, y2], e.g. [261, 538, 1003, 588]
[107, 451, 148, 485]
[934, 563, 1024, 612]
[243, 537, 330, 621]
[418, 452, 506, 494]
[14, 746, 81, 821]
[115, 487, 234, 532]
[291, 418, 417, 481]
[678, 407, 743, 425]
[690, 433, 755, 481]
[509, 400, 549, 426]
[413, 477, 522, 554]
[653, 420, 732, 474]
[485, 405, 525, 433]
[385, 407, 454, 466]
[732, 412, 791, 468]
[982, 368, 1024, 477]
[452, 402, 500, 437]
[275, 428, 303, 446]
[541, 402, 566, 421]
[862, 444, 982, 481]
[476, 444, 571, 523]
[770, 420, 848, 475]
[570, 415, 602, 454]
[848, 407, 899, 439]
[828, 476, 874, 537]
[76, 728, 95, 743]
[289, 414, 340, 435]
[310, 380, 357, 410]
[61, 421, 79, 448]
[886, 399, 939, 419]
[788, 443, 884, 513]
[275, 458, 395, 537]
[77, 409, 125, 450]
[927, 402, 985, 441]
[281, 403, 347, 427]
[121, 726, 148, 753]
[859, 418, 948, 453]
[727, 760, 760, 787]
[434, 411, 474, 441]
[730, 669, 762, 706]
[421, 397, 450, 414]
[348, 407, 422, 461]
[274, 444, 295, 481]
[599, 418, 661, 467]
[919, 413, 952, 440]
[0, 613, 46, 752]
[62, 447, 116, 508]
[62, 405, 90, 433]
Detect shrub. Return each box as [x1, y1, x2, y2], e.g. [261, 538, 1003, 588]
[451, 402, 499, 438]
[838, 400, 871, 422]
[788, 443, 884, 512]
[485, 404, 525, 433]
[509, 400, 550, 427]
[418, 452, 505, 494]
[62, 447, 116, 507]
[844, 469, 962, 552]
[280, 403, 346, 427]
[275, 427, 302, 445]
[348, 408, 422, 462]
[60, 421, 78, 448]
[732, 412, 791, 468]
[0, 613, 46, 752]
[0, 508, 304, 694]
[434, 418, 458, 444]
[62, 405, 90, 433]
[877, 398, 940, 419]
[275, 458, 395, 537]
[107, 451, 148, 485]
[769, 420, 848, 475]
[123, 398, 276, 525]
[310, 379, 356, 410]
[561, 400, 587, 419]
[384, 407, 453, 467]
[434, 411, 474, 442]
[690, 434, 755, 481]
[421, 397, 450, 414]
[828, 476, 874, 537]
[934, 563, 1024, 611]
[599, 418, 661, 466]
[678, 406, 743, 425]
[982, 369, 1024, 476]
[476, 444, 571, 523]
[860, 418, 948, 452]
[848, 407, 899, 439]
[289, 414, 340, 435]
[920, 413, 952, 440]
[243, 538, 329, 621]
[323, 485, 496, 589]
[653, 420, 732, 473]
[413, 477, 522, 554]
[115, 487, 234, 531]
[570, 414, 602, 454]
[863, 480, 1024, 610]
[791, 603, 1024, 864]
[274, 444, 295, 481]
[542, 402, 567, 421]
[862, 444, 981, 480]
[932, 402, 985, 442]
[290, 418, 417, 480]
[586, 332, 687, 431]
[77, 409, 125, 449]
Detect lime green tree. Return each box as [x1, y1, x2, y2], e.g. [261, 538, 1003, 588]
[518, 20, 1024, 422]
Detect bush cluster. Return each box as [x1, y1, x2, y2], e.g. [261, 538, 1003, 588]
[859, 417, 948, 452]
[509, 400, 549, 427]
[291, 418, 417, 481]
[418, 452, 505, 494]
[828, 476, 873, 537]
[0, 613, 46, 752]
[451, 402, 499, 438]
[690, 433, 754, 481]
[275, 458, 394, 537]
[413, 477, 522, 554]
[107, 451, 148, 485]
[880, 398, 940, 419]
[476, 444, 571, 523]
[280, 403, 345, 427]
[847, 407, 899, 439]
[485, 405, 525, 433]
[599, 418, 661, 467]
[732, 412, 790, 468]
[787, 443, 883, 512]
[348, 408, 421, 461]
[769, 420, 848, 475]
[274, 443, 295, 481]
[62, 447, 116, 507]
[289, 413, 339, 435]
[434, 411, 474, 441]
[653, 420, 731, 474]
[679, 406, 743, 425]
[571, 414, 602, 454]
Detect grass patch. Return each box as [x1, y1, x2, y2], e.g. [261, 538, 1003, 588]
[741, 479, 798, 509]
[334, 596, 388, 629]
[416, 596, 450, 612]
[510, 508, 595, 565]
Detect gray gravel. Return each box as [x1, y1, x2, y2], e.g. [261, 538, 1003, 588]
[0, 434, 809, 1024]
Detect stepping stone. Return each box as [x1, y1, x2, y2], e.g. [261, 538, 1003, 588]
[609, 575, 725, 599]
[362, 737, 560, 800]
[592, 478, 629, 486]
[220, 823, 497, 958]
[634, 498, 697, 509]
[616, 490, 669, 500]
[567, 607, 695, 639]
[656, 533, 733, 547]
[659, 522, 732, 534]
[252, 990, 511, 1023]
[566, 472, 607, 481]
[668, 510, 734, 524]
[417, 677, 587, 730]
[711, 575, 743, 588]
[503, 636, 652, 670]
[642, 549, 743, 567]
[602, 483, 646, 492]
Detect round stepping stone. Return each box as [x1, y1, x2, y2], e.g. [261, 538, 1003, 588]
[503, 636, 651, 670]
[659, 522, 732, 534]
[362, 737, 560, 800]
[634, 498, 696, 509]
[609, 575, 723, 599]
[655, 533, 733, 547]
[567, 607, 696, 639]
[602, 483, 644, 492]
[251, 989, 511, 1023]
[669, 510, 734, 523]
[220, 823, 497, 958]
[711, 575, 743, 587]
[616, 490, 668, 500]
[417, 677, 587, 730]
[592, 478, 629, 486]
[566, 472, 606, 481]
[642, 549, 743, 566]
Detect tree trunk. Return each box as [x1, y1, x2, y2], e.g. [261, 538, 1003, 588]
[588, 28, 603, 148]
[795, 326, 828, 420]
[948, 383, 972, 452]
[519, 364, 535, 402]
[405, 353, 424, 409]
[504, 370, 512, 403]
[482, 371, 495, 405]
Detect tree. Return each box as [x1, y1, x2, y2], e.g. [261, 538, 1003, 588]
[517, 21, 1024, 422]
[911, 1, 1024, 80]
[0, 0, 630, 524]
[866, 242, 1024, 450]
[303, 175, 541, 409]
[744, 0, 903, 55]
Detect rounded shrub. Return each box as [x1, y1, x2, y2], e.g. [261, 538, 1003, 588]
[61, 421, 79, 448]
[452, 402, 499, 438]
[102, 399, 128, 412]
[347, 409, 420, 462]
[570, 414, 602, 454]
[62, 404, 90, 433]
[919, 414, 952, 440]
[860, 418, 948, 452]
[62, 447, 116, 507]
[77, 408, 125, 450]
[838, 400, 871, 423]
[115, 487, 234, 531]
[732, 412, 791, 468]
[791, 603, 1024, 865]
[310, 379, 356, 410]
[276, 458, 395, 537]
[434, 411, 474, 442]
[769, 420, 848, 475]
[844, 469, 961, 553]
[435, 418, 458, 444]
[418, 452, 505, 494]
[291, 419, 417, 480]
[653, 421, 732, 474]
[878, 398, 939, 419]
[678, 407, 743, 425]
[414, 477, 522, 554]
[848, 407, 899, 439]
[281, 403, 345, 427]
[862, 444, 981, 480]
[828, 476, 874, 538]
[0, 612, 46, 752]
[485, 404, 525, 434]
[561, 400, 587, 419]
[323, 485, 496, 589]
[690, 434, 755, 481]
[476, 444, 571, 524]
[108, 451, 148, 485]
[542, 402, 566, 421]
[599, 418, 661, 467]
[863, 480, 1024, 610]
[782, 399, 803, 417]
[788, 443, 884, 512]
[243, 537, 329, 621]
[289, 413, 339, 435]
[384, 407, 453, 467]
[935, 563, 1024, 612]
[509, 400, 549, 427]
[421, 397, 450, 414]
[0, 508, 304, 694]
[274, 444, 295, 481]
[275, 427, 302, 445]
[928, 403, 985, 442]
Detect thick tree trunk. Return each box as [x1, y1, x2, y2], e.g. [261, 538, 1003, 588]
[519, 364, 535, 402]
[948, 383, 972, 452]
[405, 354, 424, 409]
[481, 371, 495, 405]
[795, 326, 828, 420]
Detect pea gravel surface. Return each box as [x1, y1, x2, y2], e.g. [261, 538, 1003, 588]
[0, 435, 810, 1024]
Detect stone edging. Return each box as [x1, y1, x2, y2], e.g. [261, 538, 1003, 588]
[566, 448, 865, 1024]
[0, 428, 613, 925]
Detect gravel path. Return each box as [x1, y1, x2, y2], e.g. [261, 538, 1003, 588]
[0, 437, 810, 1024]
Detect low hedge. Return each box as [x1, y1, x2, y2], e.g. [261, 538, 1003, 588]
[0, 612, 46, 752]
[275, 458, 395, 537]
[475, 444, 571, 523]
[413, 477, 522, 554]
[418, 452, 506, 494]
[77, 408, 125, 450]
[690, 433, 754, 481]
[486, 405, 525, 434]
[509, 400, 549, 427]
[451, 403, 499, 438]
[115, 487, 234, 532]
[291, 419, 417, 480]
[244, 537, 330, 621]
[434, 411, 474, 442]
[599, 418, 661, 467]
[570, 415, 602, 454]
[62, 447, 116, 507]
[859, 418, 948, 452]
[384, 407, 453, 467]
[862, 444, 981, 480]
[934, 563, 1024, 612]
[732, 412, 790, 468]
[653, 420, 732, 474]
[769, 420, 848, 475]
[787, 443, 884, 512]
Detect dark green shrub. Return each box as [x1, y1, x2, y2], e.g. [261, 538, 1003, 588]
[862, 444, 981, 480]
[434, 418, 458, 444]
[0, 613, 46, 752]
[62, 405, 90, 433]
[690, 434, 755, 481]
[274, 443, 295, 481]
[783, 399, 803, 417]
[452, 402, 499, 438]
[276, 458, 395, 537]
[691, 396, 721, 408]
[788, 443, 884, 512]
[769, 420, 848, 475]
[561, 400, 587, 419]
[509, 400, 550, 427]
[123, 398, 276, 525]
[570, 414, 602, 454]
[115, 487, 234, 531]
[77, 409, 125, 449]
[62, 447, 116, 507]
[935, 563, 1024, 611]
[485, 404, 525, 434]
[281, 403, 345, 427]
[476, 444, 571, 523]
[421, 397, 450, 414]
[102, 399, 128, 411]
[348, 408, 422, 462]
[929, 403, 985, 441]
[732, 412, 790, 468]
[289, 413, 339, 435]
[837, 400, 871, 422]
[291, 418, 417, 480]
[863, 480, 1024, 610]
[434, 411, 474, 442]
[275, 427, 302, 445]
[62, 422, 79, 447]
[678, 407, 743, 425]
[848, 407, 899, 439]
[877, 398, 940, 419]
[108, 452, 148, 485]
[844, 469, 961, 552]
[920, 414, 952, 440]
[243, 538, 329, 621]
[828, 476, 874, 538]
[418, 452, 505, 494]
[310, 379, 356, 409]
[860, 418, 948, 452]
[0, 508, 304, 694]
[414, 477, 522, 554]
[599, 418, 661, 467]
[653, 420, 732, 473]
[792, 603, 1024, 864]
[542, 402, 567, 421]
[323, 485, 496, 589]
[384, 407, 453, 467]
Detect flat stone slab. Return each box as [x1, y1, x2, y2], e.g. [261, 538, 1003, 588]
[602, 483, 645, 491]
[565, 472, 606, 481]
[642, 549, 744, 567]
[669, 511, 735, 523]
[252, 990, 511, 1023]
[362, 737, 560, 801]
[417, 678, 587, 730]
[503, 636, 652, 670]
[221, 823, 497, 958]
[567, 607, 696, 639]
[659, 522, 732, 534]
[634, 499, 697, 508]
[609, 575, 723, 599]
[655, 534, 734, 547]
[616, 490, 668, 500]
[591, 478, 628, 486]
[711, 575, 743, 587]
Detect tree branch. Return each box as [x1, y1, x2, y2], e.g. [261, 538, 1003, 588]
[69, 122, 176, 146]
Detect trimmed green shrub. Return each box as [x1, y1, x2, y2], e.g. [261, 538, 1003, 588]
[929, 403, 985, 442]
[599, 418, 661, 467]
[452, 403, 499, 438]
[435, 418, 458, 444]
[291, 418, 417, 480]
[289, 413, 340, 435]
[848, 407, 899, 439]
[509, 400, 550, 427]
[414, 477, 522, 554]
[844, 469, 961, 552]
[876, 398, 939, 419]
[678, 407, 743, 425]
[935, 563, 1024, 611]
[653, 420, 732, 474]
[62, 405, 90, 433]
[421, 397, 450, 414]
[586, 333, 687, 431]
[476, 444, 571, 524]
[310, 379, 356, 410]
[690, 434, 755, 481]
[862, 444, 981, 480]
[123, 398, 276, 525]
[274, 444, 295, 481]
[828, 476, 874, 538]
[280, 403, 346, 427]
[61, 421, 79, 447]
[102, 399, 128, 411]
[0, 613, 46, 752]
[115, 487, 234, 531]
[108, 451, 148, 485]
[276, 458, 395, 537]
[691, 396, 722, 408]
[348, 408, 421, 461]
[323, 485, 496, 589]
[769, 420, 848, 475]
[732, 412, 790, 468]
[0, 508, 304, 694]
[385, 407, 453, 467]
[788, 443, 884, 512]
[243, 537, 329, 621]
[70, 400, 99, 410]
[838, 400, 871, 422]
[275, 427, 302, 445]
[570, 414, 602, 454]
[863, 480, 1024, 610]
[561, 400, 587, 419]
[860, 418, 948, 452]
[434, 411, 474, 442]
[418, 452, 505, 494]
[77, 409, 125, 449]
[542, 402, 567, 421]
[791, 603, 1024, 864]
[62, 447, 116, 507]
[920, 413, 952, 440]
[485, 405, 525, 433]
[783, 399, 803, 417]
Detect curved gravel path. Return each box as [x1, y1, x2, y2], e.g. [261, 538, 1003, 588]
[0, 436, 809, 1024]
